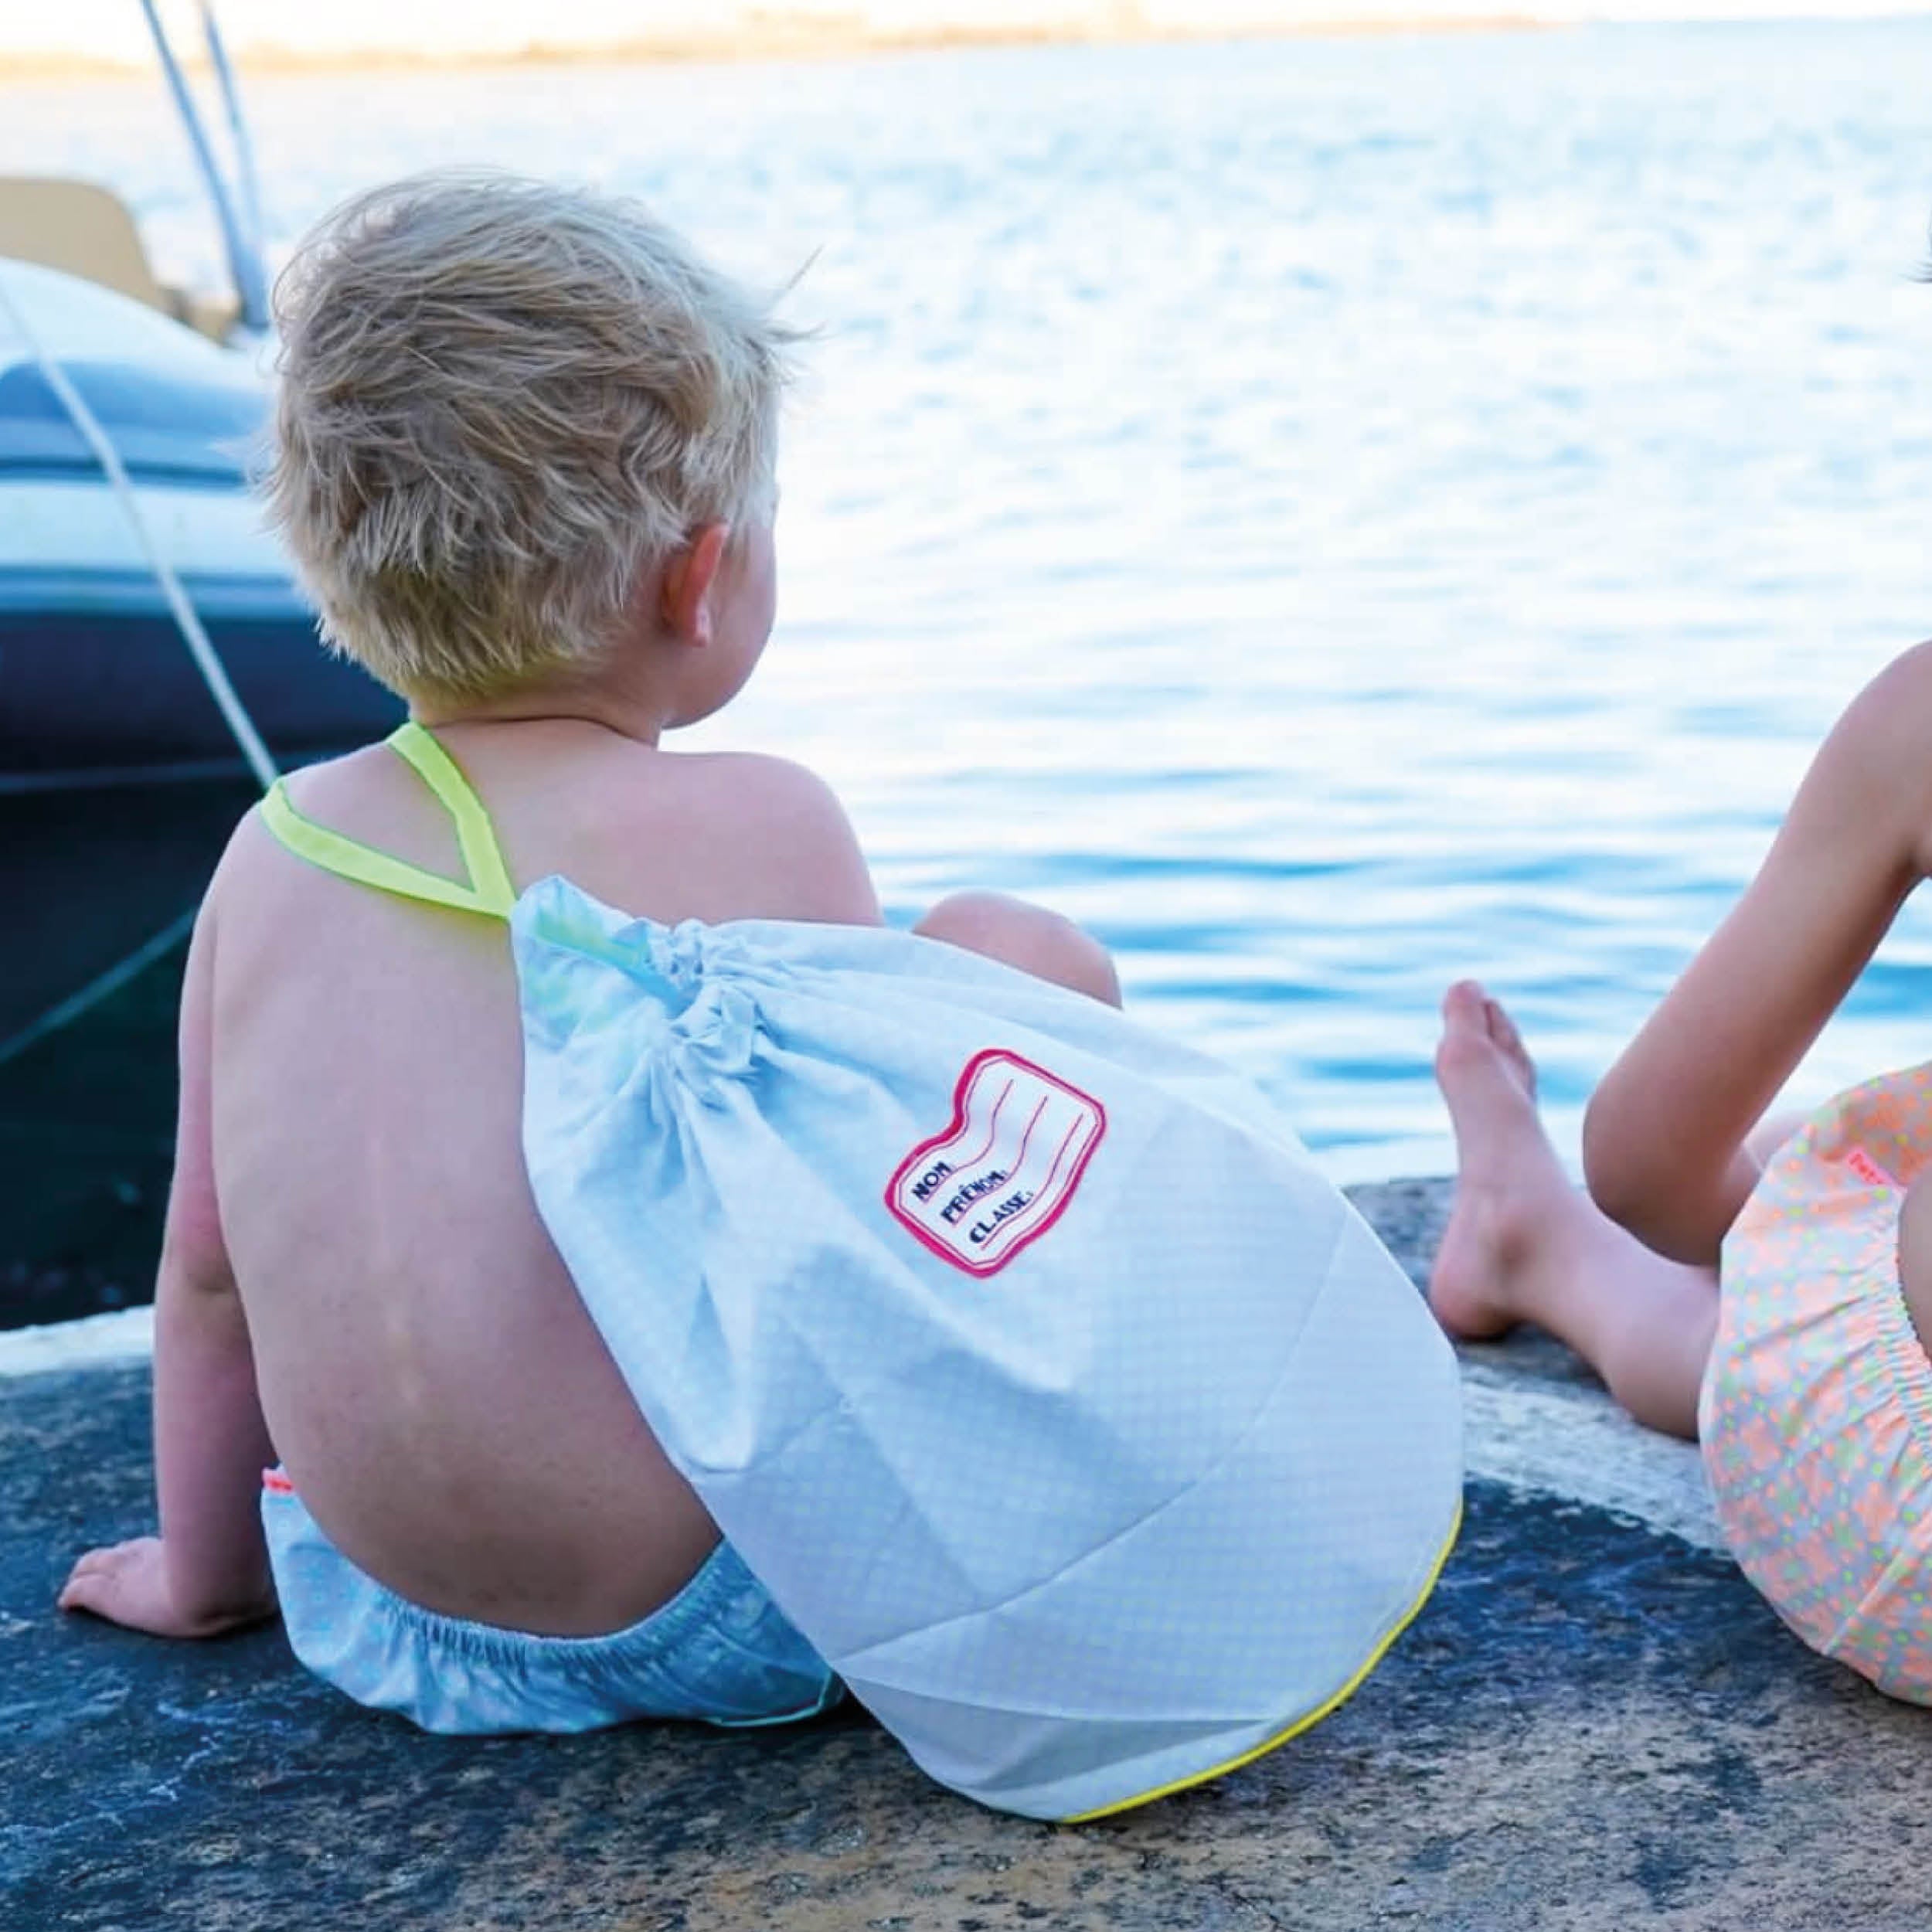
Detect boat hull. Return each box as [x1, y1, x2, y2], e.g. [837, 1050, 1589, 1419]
[0, 566, 397, 784]
[1, 257, 402, 1319]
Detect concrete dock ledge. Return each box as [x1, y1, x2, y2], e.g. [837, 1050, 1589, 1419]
[5, 1178, 1927, 1931]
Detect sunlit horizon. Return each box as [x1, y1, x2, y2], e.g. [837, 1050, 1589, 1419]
[5, 0, 1932, 71]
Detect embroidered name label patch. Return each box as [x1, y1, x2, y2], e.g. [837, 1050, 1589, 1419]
[1845, 1145, 1899, 1190]
[887, 1049, 1106, 1275]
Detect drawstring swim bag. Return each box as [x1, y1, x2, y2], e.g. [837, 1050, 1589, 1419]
[513, 880, 1463, 1820]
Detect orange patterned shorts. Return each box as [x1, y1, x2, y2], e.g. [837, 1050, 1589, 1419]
[1702, 1063, 1932, 1702]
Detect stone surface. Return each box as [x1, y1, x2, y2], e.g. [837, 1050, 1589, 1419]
[5, 1182, 1929, 1932]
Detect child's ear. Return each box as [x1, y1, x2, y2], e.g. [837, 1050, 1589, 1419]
[659, 523, 730, 646]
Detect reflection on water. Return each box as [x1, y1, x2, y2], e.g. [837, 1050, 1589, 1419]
[9, 20, 1932, 1179]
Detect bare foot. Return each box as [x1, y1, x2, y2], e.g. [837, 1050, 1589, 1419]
[1428, 980, 1577, 1340]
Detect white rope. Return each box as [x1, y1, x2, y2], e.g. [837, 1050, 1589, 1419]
[0, 270, 279, 792]
[0, 906, 197, 1069]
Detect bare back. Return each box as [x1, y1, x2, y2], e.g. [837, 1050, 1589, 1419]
[206, 720, 881, 1635]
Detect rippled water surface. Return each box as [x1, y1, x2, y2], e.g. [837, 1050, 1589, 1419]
[11, 22, 1932, 1178]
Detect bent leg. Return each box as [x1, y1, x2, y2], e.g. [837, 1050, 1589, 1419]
[1430, 981, 1719, 1440]
[915, 891, 1123, 1009]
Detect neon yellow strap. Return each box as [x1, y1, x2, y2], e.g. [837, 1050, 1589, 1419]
[258, 722, 516, 920]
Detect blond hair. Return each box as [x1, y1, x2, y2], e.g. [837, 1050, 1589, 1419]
[263, 172, 795, 701]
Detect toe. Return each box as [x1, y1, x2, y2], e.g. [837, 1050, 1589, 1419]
[1481, 995, 1538, 1097]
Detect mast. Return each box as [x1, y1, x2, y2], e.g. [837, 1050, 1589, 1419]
[137, 0, 270, 334]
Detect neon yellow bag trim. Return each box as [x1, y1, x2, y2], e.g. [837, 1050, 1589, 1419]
[1063, 1497, 1464, 1821]
[259, 722, 516, 920]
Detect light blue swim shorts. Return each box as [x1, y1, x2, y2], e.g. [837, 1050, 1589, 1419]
[260, 1472, 842, 1735]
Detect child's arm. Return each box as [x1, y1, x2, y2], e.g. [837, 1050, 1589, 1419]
[1583, 641, 1932, 1266]
[59, 902, 277, 1638]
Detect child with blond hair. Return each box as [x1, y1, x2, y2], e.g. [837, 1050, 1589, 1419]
[63, 174, 1461, 1818]
[59, 172, 1121, 1724]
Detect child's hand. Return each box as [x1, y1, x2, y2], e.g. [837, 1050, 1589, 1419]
[59, 1536, 276, 1639]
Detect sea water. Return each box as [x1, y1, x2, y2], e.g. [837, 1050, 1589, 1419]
[9, 19, 1932, 1182]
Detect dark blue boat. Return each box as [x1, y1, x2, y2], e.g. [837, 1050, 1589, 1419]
[0, 259, 400, 1320]
[0, 258, 400, 797]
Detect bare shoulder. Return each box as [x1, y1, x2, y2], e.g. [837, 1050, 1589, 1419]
[214, 739, 496, 906]
[1871, 636, 1932, 691]
[657, 751, 883, 926]
[1835, 640, 1932, 753]
[211, 743, 393, 863]
[206, 736, 883, 930]
[677, 750, 849, 810]
[679, 750, 876, 859]
[1809, 641, 1932, 858]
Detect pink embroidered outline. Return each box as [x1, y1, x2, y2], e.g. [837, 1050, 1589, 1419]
[885, 1047, 1107, 1277]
